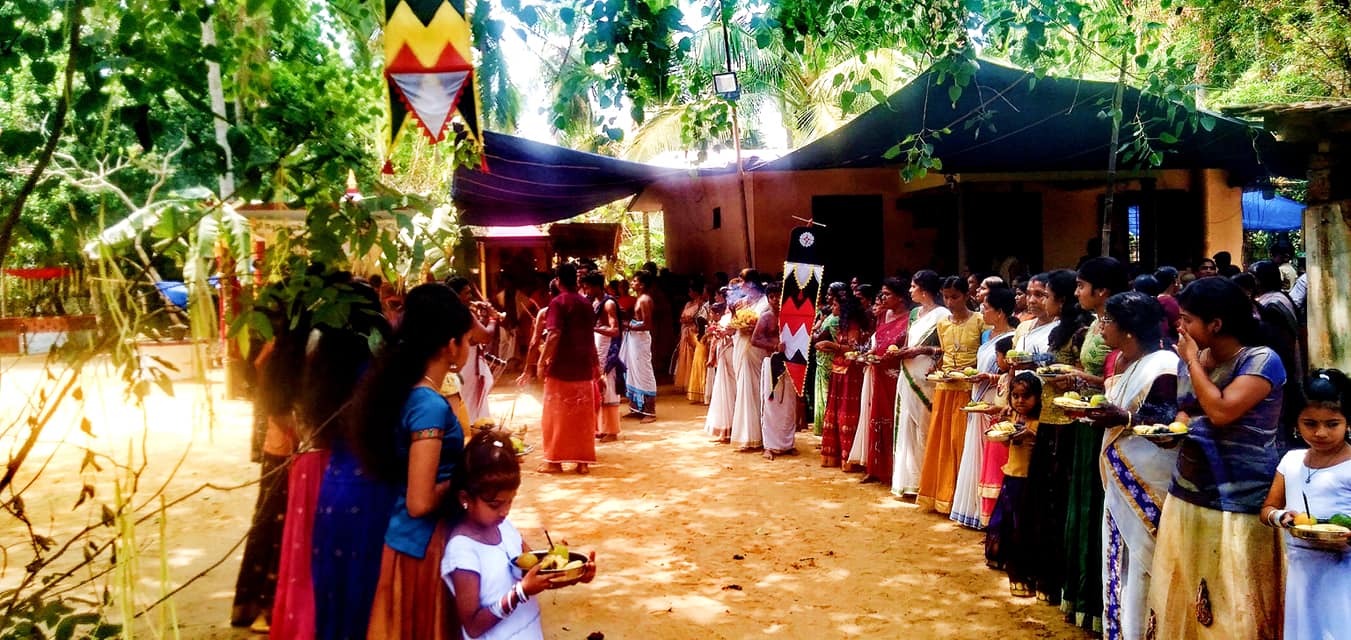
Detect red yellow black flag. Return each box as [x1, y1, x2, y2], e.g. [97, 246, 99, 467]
[383, 0, 484, 170]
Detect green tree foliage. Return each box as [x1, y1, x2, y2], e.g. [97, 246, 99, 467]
[1173, 0, 1351, 104]
[489, 0, 1341, 180]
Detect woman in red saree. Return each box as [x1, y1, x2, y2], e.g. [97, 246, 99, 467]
[819, 294, 869, 469]
[863, 278, 911, 483]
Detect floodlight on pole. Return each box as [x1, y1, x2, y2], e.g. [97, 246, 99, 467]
[717, 0, 753, 267]
[713, 72, 740, 100]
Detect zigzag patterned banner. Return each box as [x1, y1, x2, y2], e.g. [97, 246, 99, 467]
[786, 263, 823, 291]
[779, 225, 826, 395]
[383, 0, 482, 168]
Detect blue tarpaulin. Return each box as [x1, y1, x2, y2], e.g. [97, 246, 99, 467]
[154, 281, 189, 310]
[1242, 191, 1304, 231]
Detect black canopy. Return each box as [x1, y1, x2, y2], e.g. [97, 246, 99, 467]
[454, 60, 1289, 226]
[759, 59, 1278, 184]
[452, 131, 684, 226]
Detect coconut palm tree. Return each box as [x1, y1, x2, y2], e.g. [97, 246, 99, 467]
[620, 16, 922, 162]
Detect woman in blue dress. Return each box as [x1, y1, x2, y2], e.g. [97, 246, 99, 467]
[305, 282, 397, 640]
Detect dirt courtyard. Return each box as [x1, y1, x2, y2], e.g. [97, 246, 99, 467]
[2, 357, 1084, 638]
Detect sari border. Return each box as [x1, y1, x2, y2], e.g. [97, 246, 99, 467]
[1105, 441, 1164, 536]
[900, 366, 932, 411]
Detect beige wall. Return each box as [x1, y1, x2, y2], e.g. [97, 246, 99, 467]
[641, 167, 1244, 278]
[1038, 186, 1101, 269]
[637, 168, 922, 275]
[975, 171, 1194, 269]
[631, 173, 746, 275]
[745, 168, 918, 275]
[1200, 168, 1244, 261]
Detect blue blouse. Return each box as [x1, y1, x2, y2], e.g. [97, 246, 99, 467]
[1170, 346, 1285, 513]
[384, 386, 463, 558]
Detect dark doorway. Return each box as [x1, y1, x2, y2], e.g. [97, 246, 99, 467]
[963, 191, 1043, 276]
[1100, 188, 1200, 270]
[903, 189, 1044, 276]
[810, 194, 884, 284]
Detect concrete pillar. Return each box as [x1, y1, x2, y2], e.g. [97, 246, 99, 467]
[1303, 143, 1351, 371]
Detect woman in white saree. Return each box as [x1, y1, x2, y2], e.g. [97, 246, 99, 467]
[703, 308, 737, 442]
[1079, 292, 1179, 640]
[950, 287, 1018, 528]
[891, 271, 951, 497]
[729, 286, 773, 450]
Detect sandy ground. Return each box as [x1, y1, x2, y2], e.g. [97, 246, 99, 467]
[1, 355, 1085, 639]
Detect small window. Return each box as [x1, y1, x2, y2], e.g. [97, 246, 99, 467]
[1128, 204, 1141, 263]
[712, 207, 722, 230]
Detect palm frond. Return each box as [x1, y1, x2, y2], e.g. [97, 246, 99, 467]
[622, 104, 693, 161]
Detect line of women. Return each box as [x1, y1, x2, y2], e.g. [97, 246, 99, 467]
[694, 273, 802, 458]
[801, 258, 1345, 639]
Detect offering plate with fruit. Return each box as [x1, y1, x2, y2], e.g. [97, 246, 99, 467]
[1132, 421, 1189, 443]
[927, 368, 980, 382]
[1036, 363, 1077, 376]
[472, 418, 531, 457]
[984, 420, 1026, 443]
[729, 308, 760, 331]
[1005, 349, 1035, 364]
[961, 400, 1000, 414]
[1290, 514, 1351, 549]
[514, 543, 589, 585]
[1052, 391, 1105, 410]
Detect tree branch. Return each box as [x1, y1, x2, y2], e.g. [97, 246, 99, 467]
[0, 0, 85, 268]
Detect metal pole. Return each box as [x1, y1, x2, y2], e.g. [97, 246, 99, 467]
[731, 107, 752, 267]
[1101, 49, 1129, 257]
[955, 177, 967, 274]
[718, 0, 734, 75]
[718, 0, 753, 267]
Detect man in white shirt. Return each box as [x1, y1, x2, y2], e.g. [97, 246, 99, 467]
[1290, 272, 1308, 315]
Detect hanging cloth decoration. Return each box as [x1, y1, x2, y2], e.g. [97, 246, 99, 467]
[778, 226, 826, 395]
[383, 0, 485, 172]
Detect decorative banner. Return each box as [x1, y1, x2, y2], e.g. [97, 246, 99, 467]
[383, 0, 483, 170]
[779, 226, 825, 395]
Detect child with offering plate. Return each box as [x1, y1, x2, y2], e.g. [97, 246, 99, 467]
[442, 432, 597, 639]
[985, 372, 1043, 597]
[1260, 368, 1351, 640]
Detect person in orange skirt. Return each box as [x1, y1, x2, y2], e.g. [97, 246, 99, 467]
[351, 283, 474, 640]
[530, 263, 599, 474]
[917, 276, 986, 514]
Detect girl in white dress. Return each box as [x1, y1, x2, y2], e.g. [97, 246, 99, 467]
[443, 432, 596, 639]
[1260, 368, 1351, 640]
